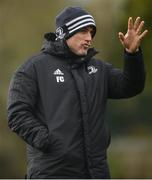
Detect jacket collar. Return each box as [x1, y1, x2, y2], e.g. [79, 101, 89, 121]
[41, 32, 98, 65]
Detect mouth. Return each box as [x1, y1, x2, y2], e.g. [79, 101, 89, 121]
[82, 44, 90, 49]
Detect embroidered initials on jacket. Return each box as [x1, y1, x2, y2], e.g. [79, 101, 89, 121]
[54, 69, 64, 83]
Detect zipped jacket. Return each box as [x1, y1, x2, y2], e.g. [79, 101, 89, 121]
[7, 32, 146, 178]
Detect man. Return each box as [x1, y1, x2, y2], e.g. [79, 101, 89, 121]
[7, 6, 148, 179]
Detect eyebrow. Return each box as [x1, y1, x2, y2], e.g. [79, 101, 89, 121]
[81, 26, 94, 31]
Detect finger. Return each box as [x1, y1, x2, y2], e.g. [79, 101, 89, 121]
[118, 32, 125, 44]
[128, 17, 134, 30]
[137, 21, 145, 34]
[139, 29, 148, 39]
[134, 17, 141, 30]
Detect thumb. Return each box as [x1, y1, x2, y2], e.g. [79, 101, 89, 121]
[118, 32, 125, 45]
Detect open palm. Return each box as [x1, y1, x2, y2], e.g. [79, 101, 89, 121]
[118, 17, 148, 53]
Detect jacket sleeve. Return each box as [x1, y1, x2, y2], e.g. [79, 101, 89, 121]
[107, 48, 146, 99]
[7, 60, 50, 152]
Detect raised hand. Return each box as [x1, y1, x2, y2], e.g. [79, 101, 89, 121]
[118, 17, 148, 53]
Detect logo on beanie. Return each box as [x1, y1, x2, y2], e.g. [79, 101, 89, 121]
[56, 27, 66, 40]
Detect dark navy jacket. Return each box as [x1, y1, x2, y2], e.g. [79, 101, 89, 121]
[7, 32, 145, 178]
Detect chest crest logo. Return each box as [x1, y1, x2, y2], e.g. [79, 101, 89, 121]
[87, 66, 98, 74]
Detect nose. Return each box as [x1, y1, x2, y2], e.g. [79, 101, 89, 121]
[86, 31, 92, 43]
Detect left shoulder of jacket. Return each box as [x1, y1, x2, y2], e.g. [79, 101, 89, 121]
[88, 57, 108, 69]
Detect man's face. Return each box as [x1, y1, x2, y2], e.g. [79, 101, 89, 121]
[66, 26, 94, 56]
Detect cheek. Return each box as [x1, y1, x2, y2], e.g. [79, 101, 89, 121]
[72, 40, 81, 50]
[66, 36, 83, 53]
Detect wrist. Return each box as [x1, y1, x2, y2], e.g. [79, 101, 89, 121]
[125, 48, 139, 54]
[124, 47, 142, 56]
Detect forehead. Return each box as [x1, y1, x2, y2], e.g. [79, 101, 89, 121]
[81, 26, 94, 31]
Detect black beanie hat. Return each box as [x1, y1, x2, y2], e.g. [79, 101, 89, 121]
[55, 6, 96, 40]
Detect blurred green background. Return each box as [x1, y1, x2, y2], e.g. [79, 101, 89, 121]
[0, 0, 152, 178]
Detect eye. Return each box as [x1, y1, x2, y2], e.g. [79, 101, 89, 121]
[79, 27, 88, 33]
[79, 27, 94, 37]
[90, 30, 94, 37]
